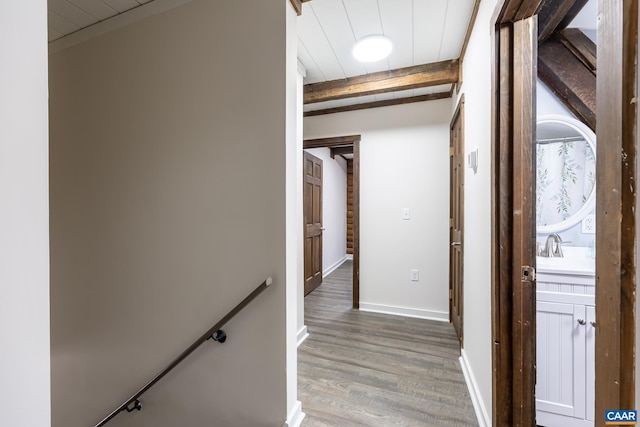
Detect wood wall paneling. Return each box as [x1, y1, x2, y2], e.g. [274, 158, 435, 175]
[346, 159, 354, 255]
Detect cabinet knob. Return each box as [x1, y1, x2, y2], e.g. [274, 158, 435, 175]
[577, 318, 586, 325]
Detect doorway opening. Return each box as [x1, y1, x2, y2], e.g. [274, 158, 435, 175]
[303, 135, 361, 308]
[491, 0, 636, 424]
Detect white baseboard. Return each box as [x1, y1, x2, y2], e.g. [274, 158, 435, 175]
[323, 256, 347, 277]
[460, 349, 491, 427]
[345, 254, 353, 260]
[297, 325, 309, 347]
[283, 400, 305, 427]
[358, 303, 448, 322]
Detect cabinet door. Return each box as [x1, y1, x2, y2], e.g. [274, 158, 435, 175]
[585, 306, 596, 422]
[536, 301, 586, 418]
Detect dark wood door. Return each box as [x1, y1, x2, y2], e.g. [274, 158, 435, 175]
[450, 97, 465, 348]
[303, 151, 323, 296]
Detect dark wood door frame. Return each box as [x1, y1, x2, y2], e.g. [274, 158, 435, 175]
[450, 95, 465, 349]
[492, 12, 538, 426]
[491, 0, 637, 425]
[303, 134, 361, 309]
[595, 0, 637, 417]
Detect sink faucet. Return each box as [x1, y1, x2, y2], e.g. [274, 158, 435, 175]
[540, 233, 564, 257]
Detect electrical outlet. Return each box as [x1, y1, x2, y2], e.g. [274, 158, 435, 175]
[410, 269, 419, 282]
[582, 214, 596, 234]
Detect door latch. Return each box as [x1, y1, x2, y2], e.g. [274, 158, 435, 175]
[521, 266, 536, 282]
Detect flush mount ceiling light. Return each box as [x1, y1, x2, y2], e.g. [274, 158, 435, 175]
[352, 35, 393, 63]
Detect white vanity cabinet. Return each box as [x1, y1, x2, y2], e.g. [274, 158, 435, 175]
[535, 263, 595, 427]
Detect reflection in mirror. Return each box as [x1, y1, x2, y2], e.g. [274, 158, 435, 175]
[536, 116, 596, 234]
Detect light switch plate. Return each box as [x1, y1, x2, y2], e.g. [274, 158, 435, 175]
[402, 208, 410, 220]
[410, 269, 419, 281]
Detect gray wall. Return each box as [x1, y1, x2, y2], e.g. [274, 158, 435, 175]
[49, 1, 288, 425]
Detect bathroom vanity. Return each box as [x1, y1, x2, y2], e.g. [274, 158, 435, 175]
[535, 251, 595, 427]
[534, 115, 597, 427]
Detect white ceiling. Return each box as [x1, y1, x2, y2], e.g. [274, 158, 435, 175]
[47, 0, 476, 113]
[47, 0, 152, 42]
[46, 0, 596, 113]
[297, 0, 477, 112]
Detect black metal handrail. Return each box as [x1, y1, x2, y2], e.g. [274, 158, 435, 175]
[95, 277, 273, 427]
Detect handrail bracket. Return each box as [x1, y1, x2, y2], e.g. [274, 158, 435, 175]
[208, 329, 227, 343]
[123, 400, 142, 413]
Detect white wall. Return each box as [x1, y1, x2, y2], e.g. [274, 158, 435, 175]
[285, 5, 304, 426]
[0, 2, 51, 427]
[537, 80, 596, 248]
[49, 1, 288, 426]
[452, 0, 501, 424]
[305, 148, 348, 275]
[305, 100, 451, 321]
[296, 65, 308, 348]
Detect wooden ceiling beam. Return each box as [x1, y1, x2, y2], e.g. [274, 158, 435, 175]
[303, 60, 458, 104]
[536, 0, 589, 42]
[303, 135, 361, 149]
[290, 0, 311, 16]
[556, 0, 590, 31]
[330, 146, 354, 159]
[537, 0, 579, 41]
[304, 91, 452, 117]
[289, 0, 302, 15]
[556, 28, 596, 72]
[538, 34, 596, 131]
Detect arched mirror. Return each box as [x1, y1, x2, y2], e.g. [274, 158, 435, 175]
[536, 115, 596, 233]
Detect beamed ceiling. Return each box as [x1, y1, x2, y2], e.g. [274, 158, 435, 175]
[46, 0, 597, 118]
[297, 0, 478, 115]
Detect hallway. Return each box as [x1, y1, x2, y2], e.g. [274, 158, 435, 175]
[298, 261, 478, 426]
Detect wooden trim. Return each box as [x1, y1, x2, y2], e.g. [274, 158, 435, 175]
[492, 22, 514, 427]
[289, 0, 302, 15]
[304, 91, 452, 117]
[304, 60, 459, 104]
[595, 0, 638, 419]
[511, 16, 537, 426]
[303, 135, 361, 149]
[458, 0, 482, 89]
[514, 0, 544, 21]
[492, 13, 537, 427]
[302, 135, 361, 310]
[330, 146, 353, 159]
[352, 139, 360, 310]
[449, 95, 465, 348]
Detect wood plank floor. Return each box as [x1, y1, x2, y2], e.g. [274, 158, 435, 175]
[298, 261, 478, 427]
